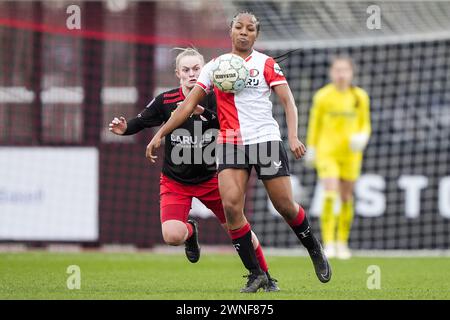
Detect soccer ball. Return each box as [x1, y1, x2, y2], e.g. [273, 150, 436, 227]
[210, 53, 249, 93]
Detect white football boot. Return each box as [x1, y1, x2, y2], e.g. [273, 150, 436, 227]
[336, 242, 352, 260]
[323, 242, 336, 259]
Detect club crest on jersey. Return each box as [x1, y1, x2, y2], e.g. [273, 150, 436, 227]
[249, 69, 259, 77]
[274, 63, 284, 76]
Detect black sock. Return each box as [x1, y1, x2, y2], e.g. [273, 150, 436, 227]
[229, 224, 263, 275]
[290, 216, 317, 250]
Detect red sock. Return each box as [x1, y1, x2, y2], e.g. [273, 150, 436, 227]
[287, 206, 305, 227]
[228, 223, 251, 239]
[185, 222, 194, 239]
[255, 244, 268, 273]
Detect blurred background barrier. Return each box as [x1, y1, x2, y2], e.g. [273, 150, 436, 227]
[0, 0, 449, 249]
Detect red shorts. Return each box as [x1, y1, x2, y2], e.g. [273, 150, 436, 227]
[159, 174, 226, 224]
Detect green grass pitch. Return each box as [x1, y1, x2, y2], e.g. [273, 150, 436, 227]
[1, 252, 449, 299]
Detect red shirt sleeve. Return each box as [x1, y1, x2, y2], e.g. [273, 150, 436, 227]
[263, 57, 288, 87]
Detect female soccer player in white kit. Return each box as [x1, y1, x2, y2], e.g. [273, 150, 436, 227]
[146, 12, 331, 293]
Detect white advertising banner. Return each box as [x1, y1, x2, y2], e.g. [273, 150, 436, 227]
[0, 147, 99, 241]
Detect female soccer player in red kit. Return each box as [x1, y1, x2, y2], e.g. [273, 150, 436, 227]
[146, 13, 332, 292]
[109, 48, 278, 292]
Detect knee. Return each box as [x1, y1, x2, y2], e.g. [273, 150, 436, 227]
[162, 224, 187, 246]
[221, 195, 244, 217]
[272, 198, 298, 219]
[221, 198, 247, 228]
[163, 232, 186, 246]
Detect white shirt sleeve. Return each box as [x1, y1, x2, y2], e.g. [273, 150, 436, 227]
[196, 60, 214, 93]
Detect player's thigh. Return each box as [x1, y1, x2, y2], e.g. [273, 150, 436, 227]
[159, 189, 192, 244]
[216, 142, 250, 174]
[322, 178, 340, 192]
[218, 168, 249, 208]
[193, 176, 227, 224]
[159, 190, 192, 224]
[216, 142, 251, 214]
[316, 156, 340, 192]
[339, 154, 362, 181]
[316, 156, 340, 182]
[199, 193, 227, 224]
[262, 175, 298, 219]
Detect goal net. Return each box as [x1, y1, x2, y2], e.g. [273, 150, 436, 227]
[0, 0, 449, 250]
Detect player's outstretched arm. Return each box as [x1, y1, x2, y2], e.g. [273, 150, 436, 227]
[145, 86, 206, 163]
[273, 84, 306, 160]
[108, 116, 154, 136]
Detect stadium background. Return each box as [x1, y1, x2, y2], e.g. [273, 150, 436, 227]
[0, 0, 449, 251]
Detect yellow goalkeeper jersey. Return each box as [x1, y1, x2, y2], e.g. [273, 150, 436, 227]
[306, 83, 371, 158]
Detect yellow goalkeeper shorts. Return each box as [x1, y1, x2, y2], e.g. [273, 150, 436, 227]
[315, 154, 362, 181]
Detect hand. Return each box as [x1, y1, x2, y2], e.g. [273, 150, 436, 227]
[193, 105, 205, 115]
[303, 147, 316, 169]
[146, 134, 162, 163]
[350, 133, 369, 152]
[108, 116, 127, 135]
[288, 137, 306, 160]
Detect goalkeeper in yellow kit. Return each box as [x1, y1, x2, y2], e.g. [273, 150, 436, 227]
[305, 57, 371, 259]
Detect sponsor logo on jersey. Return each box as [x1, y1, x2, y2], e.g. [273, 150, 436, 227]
[246, 78, 260, 87]
[274, 63, 284, 76]
[170, 134, 213, 147]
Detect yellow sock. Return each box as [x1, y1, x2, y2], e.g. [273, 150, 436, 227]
[337, 199, 354, 243]
[320, 191, 337, 245]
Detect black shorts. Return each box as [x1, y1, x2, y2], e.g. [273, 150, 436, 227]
[216, 141, 290, 180]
